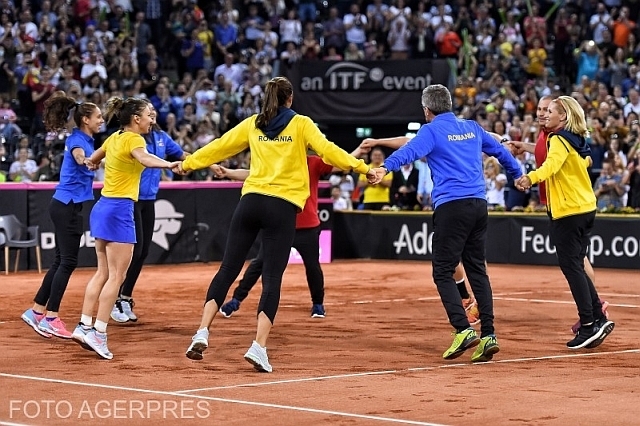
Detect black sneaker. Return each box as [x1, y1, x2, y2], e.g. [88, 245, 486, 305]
[585, 318, 615, 349]
[219, 298, 241, 318]
[567, 322, 607, 349]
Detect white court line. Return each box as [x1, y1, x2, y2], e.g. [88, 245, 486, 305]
[281, 293, 637, 310]
[0, 422, 34, 426]
[573, 292, 640, 298]
[0, 373, 447, 426]
[280, 293, 534, 309]
[175, 348, 640, 394]
[494, 296, 639, 309]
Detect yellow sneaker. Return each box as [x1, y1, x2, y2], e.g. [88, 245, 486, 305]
[442, 328, 480, 360]
[471, 335, 500, 363]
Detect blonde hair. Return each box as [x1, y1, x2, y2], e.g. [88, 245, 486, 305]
[552, 96, 588, 137]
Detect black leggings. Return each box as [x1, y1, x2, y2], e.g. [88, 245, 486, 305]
[550, 210, 603, 325]
[119, 200, 155, 298]
[34, 199, 84, 313]
[233, 226, 325, 305]
[206, 193, 297, 323]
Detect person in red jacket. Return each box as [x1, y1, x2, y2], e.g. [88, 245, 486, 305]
[511, 95, 609, 334]
[216, 154, 347, 319]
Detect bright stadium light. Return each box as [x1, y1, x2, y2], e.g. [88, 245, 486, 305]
[407, 122, 421, 131]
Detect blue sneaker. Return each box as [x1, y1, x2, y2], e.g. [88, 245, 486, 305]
[21, 309, 51, 338]
[311, 304, 326, 318]
[219, 298, 241, 318]
[71, 323, 93, 351]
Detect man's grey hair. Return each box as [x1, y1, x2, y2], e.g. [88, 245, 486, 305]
[421, 84, 452, 115]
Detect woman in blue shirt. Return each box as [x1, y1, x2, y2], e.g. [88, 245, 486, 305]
[21, 91, 104, 340]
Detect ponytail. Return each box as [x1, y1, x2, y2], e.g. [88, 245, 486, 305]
[255, 77, 293, 130]
[104, 96, 147, 127]
[104, 96, 125, 124]
[43, 91, 98, 132]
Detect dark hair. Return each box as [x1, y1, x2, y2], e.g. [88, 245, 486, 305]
[104, 96, 149, 127]
[255, 77, 293, 130]
[43, 91, 99, 132]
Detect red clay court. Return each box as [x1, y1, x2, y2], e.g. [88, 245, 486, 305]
[0, 261, 638, 425]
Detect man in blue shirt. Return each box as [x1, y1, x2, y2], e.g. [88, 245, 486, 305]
[368, 84, 523, 363]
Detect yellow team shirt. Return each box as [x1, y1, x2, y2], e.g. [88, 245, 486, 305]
[359, 168, 392, 203]
[101, 130, 146, 201]
[197, 30, 214, 58]
[182, 113, 370, 210]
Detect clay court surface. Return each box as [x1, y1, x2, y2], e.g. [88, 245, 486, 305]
[0, 260, 638, 425]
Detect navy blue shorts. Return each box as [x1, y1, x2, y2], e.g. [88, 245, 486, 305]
[90, 197, 136, 244]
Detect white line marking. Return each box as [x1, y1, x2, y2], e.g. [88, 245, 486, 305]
[0, 373, 447, 426]
[0, 422, 34, 426]
[280, 293, 534, 309]
[576, 292, 640, 298]
[175, 349, 640, 394]
[494, 296, 639, 308]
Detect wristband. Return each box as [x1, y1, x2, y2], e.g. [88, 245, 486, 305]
[380, 164, 389, 174]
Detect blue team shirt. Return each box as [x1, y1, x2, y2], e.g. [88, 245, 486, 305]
[138, 130, 183, 200]
[53, 128, 95, 204]
[383, 112, 523, 209]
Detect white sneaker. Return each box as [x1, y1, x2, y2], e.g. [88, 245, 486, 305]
[244, 341, 272, 373]
[84, 329, 113, 360]
[71, 323, 93, 351]
[186, 328, 209, 360]
[110, 301, 129, 323]
[120, 299, 137, 322]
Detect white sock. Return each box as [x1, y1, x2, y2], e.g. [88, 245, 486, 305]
[121, 295, 132, 300]
[80, 315, 92, 327]
[94, 320, 108, 333]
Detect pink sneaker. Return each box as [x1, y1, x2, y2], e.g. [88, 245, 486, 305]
[571, 300, 610, 334]
[21, 309, 51, 338]
[37, 317, 73, 339]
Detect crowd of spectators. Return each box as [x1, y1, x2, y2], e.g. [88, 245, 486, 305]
[0, 0, 638, 212]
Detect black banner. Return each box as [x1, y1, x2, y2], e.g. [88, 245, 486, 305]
[282, 60, 451, 124]
[0, 185, 30, 271]
[333, 211, 640, 269]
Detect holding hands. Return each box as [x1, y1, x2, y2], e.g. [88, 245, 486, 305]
[367, 167, 386, 184]
[359, 138, 377, 152]
[171, 161, 188, 175]
[506, 141, 528, 155]
[210, 164, 229, 178]
[515, 175, 532, 191]
[84, 158, 100, 171]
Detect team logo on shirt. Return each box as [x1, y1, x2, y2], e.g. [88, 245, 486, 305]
[258, 135, 293, 142]
[153, 199, 184, 250]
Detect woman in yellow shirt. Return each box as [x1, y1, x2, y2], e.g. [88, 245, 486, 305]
[179, 76, 374, 372]
[71, 98, 179, 360]
[516, 96, 614, 350]
[357, 147, 393, 210]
